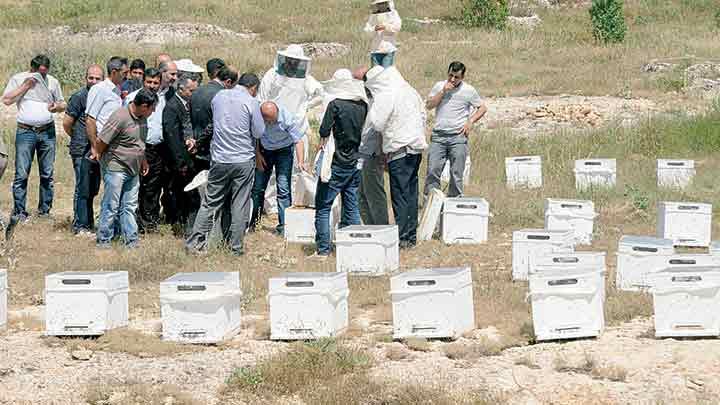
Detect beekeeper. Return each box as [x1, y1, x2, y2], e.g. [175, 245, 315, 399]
[361, 65, 427, 249]
[258, 44, 324, 215]
[364, 0, 402, 51]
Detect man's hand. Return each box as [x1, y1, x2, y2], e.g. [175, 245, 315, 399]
[141, 159, 150, 177]
[256, 151, 267, 171]
[460, 121, 473, 137]
[375, 24, 386, 32]
[185, 138, 197, 154]
[47, 102, 59, 113]
[296, 159, 306, 173]
[89, 146, 100, 161]
[442, 81, 456, 94]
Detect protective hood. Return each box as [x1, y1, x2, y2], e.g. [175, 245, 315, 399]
[275, 44, 311, 79]
[322, 69, 368, 105]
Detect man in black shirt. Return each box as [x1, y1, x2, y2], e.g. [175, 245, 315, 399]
[312, 69, 368, 259]
[190, 58, 226, 170]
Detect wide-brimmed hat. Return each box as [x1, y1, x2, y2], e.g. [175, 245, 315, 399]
[175, 59, 205, 73]
[277, 44, 311, 61]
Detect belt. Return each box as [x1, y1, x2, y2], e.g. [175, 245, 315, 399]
[17, 122, 54, 132]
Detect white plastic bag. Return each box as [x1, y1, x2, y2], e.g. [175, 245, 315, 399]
[313, 136, 335, 183]
[441, 155, 472, 185]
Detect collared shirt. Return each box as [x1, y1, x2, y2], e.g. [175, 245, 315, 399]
[65, 87, 90, 157]
[125, 87, 167, 145]
[210, 86, 266, 164]
[3, 71, 64, 126]
[428, 81, 483, 134]
[261, 105, 304, 151]
[85, 78, 122, 134]
[98, 106, 148, 176]
[319, 98, 367, 168]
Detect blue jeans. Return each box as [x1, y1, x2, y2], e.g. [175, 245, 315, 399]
[97, 170, 140, 247]
[12, 126, 56, 217]
[314, 164, 362, 255]
[250, 145, 294, 233]
[72, 156, 101, 232]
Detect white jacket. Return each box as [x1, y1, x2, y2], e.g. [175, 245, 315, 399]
[364, 1, 402, 51]
[258, 69, 324, 135]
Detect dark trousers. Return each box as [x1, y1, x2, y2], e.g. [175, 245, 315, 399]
[12, 126, 56, 217]
[250, 145, 294, 234]
[186, 160, 255, 255]
[72, 155, 101, 232]
[170, 169, 201, 238]
[139, 143, 173, 231]
[388, 153, 421, 246]
[314, 164, 362, 255]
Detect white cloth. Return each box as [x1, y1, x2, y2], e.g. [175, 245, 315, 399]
[364, 1, 402, 51]
[362, 66, 427, 155]
[320, 69, 368, 114]
[429, 81, 484, 133]
[258, 69, 322, 137]
[3, 72, 64, 126]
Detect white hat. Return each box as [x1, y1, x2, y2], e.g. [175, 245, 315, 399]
[175, 59, 205, 73]
[372, 0, 391, 4]
[373, 40, 397, 54]
[277, 44, 311, 61]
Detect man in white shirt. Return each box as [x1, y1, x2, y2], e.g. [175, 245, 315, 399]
[424, 61, 487, 199]
[2, 54, 65, 221]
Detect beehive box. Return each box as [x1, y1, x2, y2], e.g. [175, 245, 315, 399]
[160, 272, 242, 344]
[657, 202, 712, 247]
[269, 272, 349, 340]
[511, 229, 575, 281]
[391, 267, 474, 339]
[574, 159, 616, 190]
[284, 199, 341, 244]
[544, 198, 597, 245]
[336, 225, 399, 275]
[505, 155, 542, 189]
[616, 236, 675, 291]
[45, 271, 129, 336]
[442, 198, 491, 245]
[657, 159, 695, 189]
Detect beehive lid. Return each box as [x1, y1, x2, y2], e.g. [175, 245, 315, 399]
[657, 159, 695, 169]
[443, 198, 490, 215]
[532, 252, 606, 273]
[574, 158, 616, 172]
[335, 224, 399, 244]
[162, 272, 240, 290]
[418, 188, 445, 241]
[46, 271, 129, 291]
[658, 201, 712, 214]
[391, 267, 471, 291]
[269, 272, 348, 293]
[649, 266, 720, 291]
[513, 229, 574, 243]
[618, 236, 675, 254]
[505, 155, 541, 165]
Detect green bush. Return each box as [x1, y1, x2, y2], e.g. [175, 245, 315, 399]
[460, 0, 509, 30]
[589, 0, 627, 44]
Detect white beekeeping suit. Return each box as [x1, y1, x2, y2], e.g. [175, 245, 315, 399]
[361, 65, 427, 156]
[258, 44, 324, 214]
[364, 0, 402, 52]
[370, 40, 397, 68]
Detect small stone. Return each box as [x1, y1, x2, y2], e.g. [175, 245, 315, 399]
[508, 15, 542, 29]
[71, 349, 93, 361]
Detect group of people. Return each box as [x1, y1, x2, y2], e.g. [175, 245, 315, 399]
[0, 0, 487, 258]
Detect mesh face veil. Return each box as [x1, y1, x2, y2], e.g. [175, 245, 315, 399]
[276, 55, 309, 79]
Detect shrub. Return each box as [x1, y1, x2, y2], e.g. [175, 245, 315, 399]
[589, 0, 627, 44]
[460, 0, 509, 30]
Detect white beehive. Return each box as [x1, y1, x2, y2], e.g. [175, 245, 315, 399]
[616, 236, 675, 291]
[268, 272, 349, 340]
[390, 267, 474, 339]
[657, 202, 712, 247]
[45, 271, 129, 336]
[650, 266, 720, 338]
[544, 198, 597, 245]
[574, 159, 616, 190]
[530, 252, 606, 341]
[511, 229, 575, 281]
[657, 159, 695, 189]
[336, 225, 399, 275]
[284, 200, 341, 245]
[505, 155, 542, 189]
[442, 198, 491, 245]
[418, 188, 445, 242]
[0, 269, 6, 330]
[160, 272, 242, 344]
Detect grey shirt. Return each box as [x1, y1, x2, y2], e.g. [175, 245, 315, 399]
[85, 78, 122, 134]
[428, 81, 483, 134]
[210, 86, 266, 164]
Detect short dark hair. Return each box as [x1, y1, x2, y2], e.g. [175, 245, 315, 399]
[133, 88, 158, 107]
[107, 56, 128, 75]
[144, 67, 161, 79]
[130, 59, 146, 71]
[238, 73, 260, 89]
[217, 67, 239, 84]
[30, 54, 51, 71]
[206, 58, 226, 79]
[448, 61, 466, 76]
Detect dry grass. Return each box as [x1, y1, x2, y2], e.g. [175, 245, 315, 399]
[514, 354, 541, 369]
[553, 352, 627, 382]
[385, 344, 412, 361]
[404, 337, 432, 352]
[84, 380, 199, 405]
[44, 328, 195, 358]
[7, 313, 43, 331]
[443, 336, 509, 360]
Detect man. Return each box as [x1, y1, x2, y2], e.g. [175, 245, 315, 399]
[362, 65, 427, 249]
[138, 60, 177, 232]
[124, 68, 162, 106]
[86, 56, 128, 162]
[364, 0, 402, 51]
[352, 66, 388, 226]
[163, 74, 199, 236]
[250, 101, 305, 235]
[63, 64, 104, 235]
[186, 70, 265, 256]
[424, 61, 486, 199]
[190, 58, 226, 168]
[156, 53, 172, 67]
[95, 88, 157, 248]
[312, 69, 368, 259]
[120, 58, 146, 96]
[2, 54, 66, 221]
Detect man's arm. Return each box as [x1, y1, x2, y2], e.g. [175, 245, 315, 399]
[2, 77, 34, 106]
[426, 82, 454, 110]
[62, 115, 75, 137]
[86, 116, 99, 159]
[460, 104, 487, 136]
[318, 101, 335, 140]
[95, 138, 109, 157]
